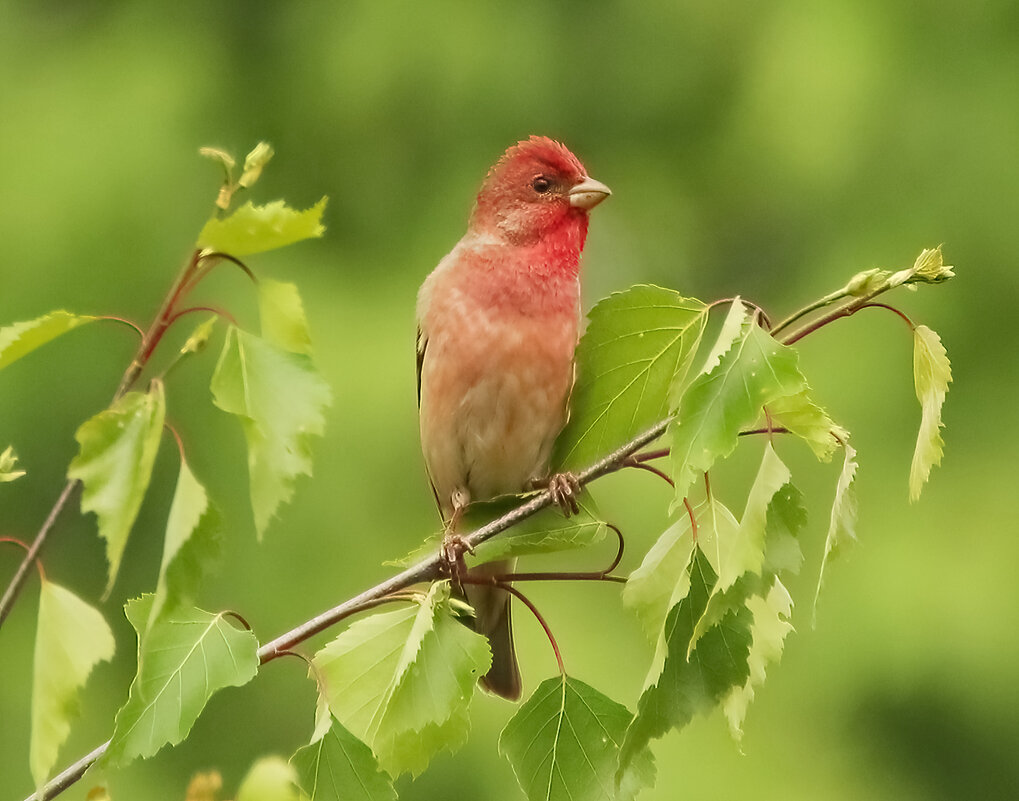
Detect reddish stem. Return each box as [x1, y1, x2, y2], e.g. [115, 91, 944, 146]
[165, 306, 238, 329]
[96, 315, 145, 339]
[490, 522, 627, 584]
[683, 497, 698, 543]
[0, 481, 76, 623]
[496, 582, 565, 675]
[0, 538, 45, 581]
[858, 302, 916, 330]
[625, 456, 675, 487]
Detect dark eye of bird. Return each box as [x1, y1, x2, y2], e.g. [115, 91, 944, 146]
[531, 176, 553, 194]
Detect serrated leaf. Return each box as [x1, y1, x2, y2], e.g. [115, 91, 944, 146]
[717, 444, 790, 591]
[722, 579, 794, 743]
[236, 755, 302, 801]
[761, 483, 807, 577]
[471, 496, 608, 563]
[813, 442, 859, 620]
[766, 389, 845, 461]
[210, 327, 331, 538]
[259, 280, 314, 355]
[697, 299, 746, 376]
[683, 496, 743, 656]
[618, 550, 752, 776]
[907, 244, 954, 285]
[554, 285, 708, 471]
[623, 514, 696, 644]
[105, 595, 259, 766]
[68, 382, 166, 594]
[1, 444, 26, 482]
[0, 311, 97, 370]
[197, 198, 327, 256]
[910, 325, 951, 501]
[669, 319, 806, 507]
[387, 496, 608, 568]
[696, 446, 798, 652]
[30, 580, 115, 790]
[292, 716, 396, 801]
[313, 582, 491, 777]
[501, 675, 655, 801]
[149, 460, 221, 629]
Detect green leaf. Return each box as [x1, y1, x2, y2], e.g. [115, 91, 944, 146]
[910, 324, 951, 501]
[386, 496, 609, 569]
[471, 496, 608, 563]
[623, 514, 696, 644]
[722, 578, 794, 743]
[259, 280, 314, 355]
[766, 389, 846, 461]
[30, 579, 115, 790]
[105, 595, 259, 766]
[669, 318, 806, 507]
[197, 198, 327, 256]
[906, 244, 954, 285]
[313, 582, 491, 777]
[210, 327, 331, 538]
[236, 755, 303, 801]
[0, 444, 26, 482]
[685, 446, 790, 654]
[697, 299, 746, 376]
[761, 483, 807, 577]
[292, 716, 396, 801]
[619, 550, 752, 775]
[500, 675, 655, 801]
[554, 285, 707, 471]
[813, 442, 859, 620]
[149, 460, 221, 629]
[68, 382, 166, 594]
[0, 311, 97, 370]
[717, 444, 789, 591]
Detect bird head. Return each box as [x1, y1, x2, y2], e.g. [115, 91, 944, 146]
[470, 136, 611, 247]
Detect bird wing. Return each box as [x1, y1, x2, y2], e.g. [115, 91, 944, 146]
[416, 326, 445, 517]
[416, 326, 427, 408]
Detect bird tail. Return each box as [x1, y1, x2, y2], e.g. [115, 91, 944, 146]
[466, 559, 522, 701]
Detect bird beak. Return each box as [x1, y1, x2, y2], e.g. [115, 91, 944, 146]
[569, 177, 612, 210]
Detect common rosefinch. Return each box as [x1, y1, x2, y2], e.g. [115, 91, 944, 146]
[416, 136, 610, 699]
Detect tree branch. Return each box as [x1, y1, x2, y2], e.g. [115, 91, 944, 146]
[24, 417, 672, 801]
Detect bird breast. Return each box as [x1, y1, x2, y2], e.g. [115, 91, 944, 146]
[418, 255, 579, 510]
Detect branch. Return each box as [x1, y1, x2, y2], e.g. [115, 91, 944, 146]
[25, 417, 672, 801]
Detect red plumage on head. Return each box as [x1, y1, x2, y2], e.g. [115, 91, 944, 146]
[485, 136, 587, 186]
[470, 136, 592, 248]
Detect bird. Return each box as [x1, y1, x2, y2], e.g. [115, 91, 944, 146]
[416, 136, 610, 700]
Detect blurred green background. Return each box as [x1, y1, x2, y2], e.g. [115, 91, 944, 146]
[2, 1, 1017, 799]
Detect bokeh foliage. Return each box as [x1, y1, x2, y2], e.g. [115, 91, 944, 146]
[1, 1, 1017, 799]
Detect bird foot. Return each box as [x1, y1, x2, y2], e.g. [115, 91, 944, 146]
[438, 501, 474, 589]
[545, 472, 581, 517]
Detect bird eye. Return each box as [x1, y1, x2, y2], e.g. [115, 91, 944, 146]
[531, 176, 553, 194]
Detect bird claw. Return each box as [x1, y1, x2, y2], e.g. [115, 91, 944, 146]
[547, 472, 581, 517]
[436, 521, 470, 591]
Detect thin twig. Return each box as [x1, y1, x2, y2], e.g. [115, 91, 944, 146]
[0, 480, 77, 626]
[495, 582, 565, 675]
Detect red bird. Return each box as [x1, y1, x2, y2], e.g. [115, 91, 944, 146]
[416, 136, 610, 699]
